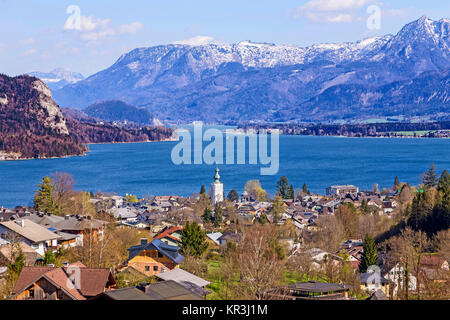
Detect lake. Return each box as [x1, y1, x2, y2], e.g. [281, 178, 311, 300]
[0, 135, 449, 208]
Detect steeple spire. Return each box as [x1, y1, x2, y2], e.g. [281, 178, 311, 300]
[214, 166, 220, 183]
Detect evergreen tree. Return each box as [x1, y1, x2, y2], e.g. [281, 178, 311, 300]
[200, 185, 206, 195]
[437, 169, 450, 192]
[270, 196, 285, 223]
[34, 176, 57, 214]
[214, 206, 223, 227]
[276, 176, 290, 199]
[181, 221, 208, 257]
[7, 249, 25, 275]
[202, 207, 213, 224]
[302, 183, 308, 194]
[407, 191, 432, 231]
[393, 176, 401, 191]
[43, 250, 56, 265]
[227, 189, 239, 202]
[422, 163, 439, 188]
[359, 234, 378, 273]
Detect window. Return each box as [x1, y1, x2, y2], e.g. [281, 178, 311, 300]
[145, 266, 150, 272]
[157, 252, 163, 258]
[153, 266, 159, 272]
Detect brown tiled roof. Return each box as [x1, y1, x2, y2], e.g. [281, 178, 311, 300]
[420, 255, 447, 267]
[154, 226, 183, 242]
[12, 266, 114, 300]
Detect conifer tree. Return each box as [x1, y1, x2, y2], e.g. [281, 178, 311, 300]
[276, 176, 290, 199]
[34, 176, 57, 214]
[302, 183, 308, 194]
[359, 234, 378, 273]
[422, 164, 439, 188]
[227, 189, 239, 202]
[214, 206, 223, 227]
[200, 185, 206, 195]
[202, 207, 213, 223]
[181, 221, 208, 257]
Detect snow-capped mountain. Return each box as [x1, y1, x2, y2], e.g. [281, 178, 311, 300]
[28, 68, 84, 91]
[53, 17, 450, 123]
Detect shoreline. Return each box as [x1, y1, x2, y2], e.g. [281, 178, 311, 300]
[0, 137, 178, 162]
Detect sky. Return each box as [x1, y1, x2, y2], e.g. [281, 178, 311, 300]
[0, 0, 449, 77]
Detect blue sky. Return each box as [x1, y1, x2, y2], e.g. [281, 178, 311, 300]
[0, 0, 449, 77]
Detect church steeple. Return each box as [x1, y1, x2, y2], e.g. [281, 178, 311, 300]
[210, 166, 223, 205]
[213, 166, 221, 183]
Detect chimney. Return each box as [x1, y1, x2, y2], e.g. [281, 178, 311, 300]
[15, 219, 25, 228]
[140, 238, 148, 245]
[64, 215, 70, 220]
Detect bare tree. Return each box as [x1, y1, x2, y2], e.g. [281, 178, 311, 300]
[235, 225, 284, 300]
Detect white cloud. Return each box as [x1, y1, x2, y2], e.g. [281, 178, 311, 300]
[21, 48, 37, 57]
[64, 15, 115, 42]
[384, 8, 408, 18]
[173, 36, 215, 46]
[305, 12, 354, 23]
[299, 0, 370, 13]
[19, 38, 36, 45]
[118, 22, 144, 35]
[293, 0, 375, 23]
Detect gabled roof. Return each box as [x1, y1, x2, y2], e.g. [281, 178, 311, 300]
[101, 287, 152, 300]
[0, 220, 60, 243]
[154, 226, 183, 241]
[144, 280, 203, 300]
[155, 268, 210, 288]
[206, 232, 223, 245]
[12, 266, 115, 300]
[127, 239, 184, 264]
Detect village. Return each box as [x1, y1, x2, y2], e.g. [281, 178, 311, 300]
[0, 166, 448, 301]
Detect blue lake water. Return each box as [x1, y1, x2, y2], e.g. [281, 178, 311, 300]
[0, 136, 449, 208]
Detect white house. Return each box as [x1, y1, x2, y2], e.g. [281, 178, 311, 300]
[0, 219, 60, 255]
[384, 263, 417, 296]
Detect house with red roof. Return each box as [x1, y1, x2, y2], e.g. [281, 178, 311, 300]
[10, 263, 116, 300]
[154, 226, 183, 247]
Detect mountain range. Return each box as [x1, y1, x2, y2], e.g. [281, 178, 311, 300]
[28, 68, 84, 91]
[0, 74, 173, 160]
[51, 17, 450, 123]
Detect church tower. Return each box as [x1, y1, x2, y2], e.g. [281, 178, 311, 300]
[210, 167, 224, 205]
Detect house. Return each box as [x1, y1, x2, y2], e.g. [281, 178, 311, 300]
[0, 220, 60, 255]
[122, 238, 184, 277]
[419, 254, 449, 284]
[383, 263, 417, 296]
[95, 287, 152, 300]
[217, 231, 242, 246]
[0, 242, 42, 266]
[206, 232, 223, 246]
[155, 268, 211, 297]
[140, 280, 204, 300]
[119, 220, 150, 230]
[11, 264, 116, 300]
[326, 185, 359, 196]
[154, 226, 183, 247]
[360, 271, 390, 297]
[23, 213, 106, 247]
[108, 207, 138, 221]
[265, 281, 353, 300]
